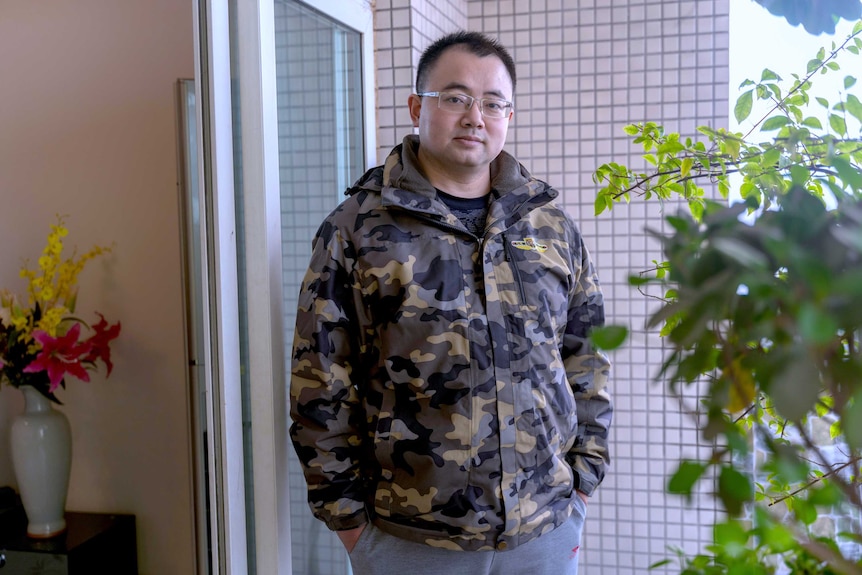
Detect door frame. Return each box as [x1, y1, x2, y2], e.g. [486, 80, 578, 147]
[194, 0, 377, 572]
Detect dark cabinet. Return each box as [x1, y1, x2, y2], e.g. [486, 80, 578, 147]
[0, 512, 137, 574]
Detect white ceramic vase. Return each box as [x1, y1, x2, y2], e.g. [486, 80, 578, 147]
[10, 385, 72, 538]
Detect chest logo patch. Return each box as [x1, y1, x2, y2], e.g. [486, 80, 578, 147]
[511, 237, 548, 253]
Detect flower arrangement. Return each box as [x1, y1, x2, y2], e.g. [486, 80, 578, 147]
[0, 217, 120, 404]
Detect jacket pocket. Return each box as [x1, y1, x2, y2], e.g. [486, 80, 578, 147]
[372, 398, 473, 519]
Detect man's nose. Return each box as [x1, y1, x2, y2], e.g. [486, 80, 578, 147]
[462, 99, 484, 126]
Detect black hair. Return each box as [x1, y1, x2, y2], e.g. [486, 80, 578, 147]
[415, 31, 517, 94]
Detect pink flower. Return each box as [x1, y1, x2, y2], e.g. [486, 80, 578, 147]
[24, 323, 93, 392]
[83, 313, 121, 376]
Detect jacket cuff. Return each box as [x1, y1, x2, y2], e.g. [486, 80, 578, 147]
[574, 468, 598, 497]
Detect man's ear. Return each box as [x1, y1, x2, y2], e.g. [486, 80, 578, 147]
[407, 93, 422, 127]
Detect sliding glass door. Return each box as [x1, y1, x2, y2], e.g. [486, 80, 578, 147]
[193, 0, 374, 572]
[273, 3, 367, 571]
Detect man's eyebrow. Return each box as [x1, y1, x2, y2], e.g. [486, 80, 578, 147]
[441, 82, 509, 99]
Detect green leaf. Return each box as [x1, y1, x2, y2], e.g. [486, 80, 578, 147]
[589, 324, 629, 350]
[754, 508, 795, 552]
[843, 391, 862, 451]
[725, 425, 749, 456]
[594, 192, 611, 216]
[789, 164, 809, 185]
[846, 94, 862, 124]
[718, 466, 752, 517]
[829, 113, 847, 135]
[760, 68, 781, 82]
[665, 214, 692, 232]
[770, 442, 810, 484]
[807, 58, 822, 73]
[790, 496, 817, 525]
[808, 481, 842, 507]
[801, 116, 822, 129]
[711, 237, 769, 268]
[845, 75, 857, 89]
[658, 140, 685, 155]
[762, 147, 781, 167]
[831, 155, 862, 191]
[668, 460, 708, 496]
[771, 352, 821, 421]
[734, 89, 753, 123]
[767, 83, 782, 100]
[623, 124, 639, 136]
[798, 303, 838, 345]
[714, 519, 749, 558]
[723, 137, 741, 159]
[689, 199, 704, 221]
[761, 116, 790, 131]
[680, 157, 693, 178]
[816, 96, 830, 108]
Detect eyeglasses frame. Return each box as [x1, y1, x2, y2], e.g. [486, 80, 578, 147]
[416, 91, 514, 119]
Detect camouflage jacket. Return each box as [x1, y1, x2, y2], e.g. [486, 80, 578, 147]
[290, 135, 613, 552]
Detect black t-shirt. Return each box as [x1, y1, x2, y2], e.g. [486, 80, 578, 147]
[437, 189, 489, 237]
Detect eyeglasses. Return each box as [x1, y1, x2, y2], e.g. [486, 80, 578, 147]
[417, 91, 513, 119]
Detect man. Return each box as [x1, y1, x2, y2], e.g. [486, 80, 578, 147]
[290, 30, 612, 575]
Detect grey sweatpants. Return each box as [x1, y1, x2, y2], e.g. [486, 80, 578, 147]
[347, 498, 587, 575]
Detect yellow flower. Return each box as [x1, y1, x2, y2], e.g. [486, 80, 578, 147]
[10, 313, 29, 333]
[36, 306, 68, 336]
[11, 216, 111, 343]
[21, 218, 110, 314]
[1, 217, 118, 403]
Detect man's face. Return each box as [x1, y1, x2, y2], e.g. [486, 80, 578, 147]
[408, 47, 514, 181]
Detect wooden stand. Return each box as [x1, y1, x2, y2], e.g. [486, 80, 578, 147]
[0, 512, 137, 574]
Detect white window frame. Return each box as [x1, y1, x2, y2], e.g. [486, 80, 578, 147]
[194, 0, 248, 573]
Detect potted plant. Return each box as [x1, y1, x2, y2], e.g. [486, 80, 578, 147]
[590, 20, 862, 574]
[0, 216, 120, 537]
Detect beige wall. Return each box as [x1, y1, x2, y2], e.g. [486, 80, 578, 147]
[0, 1, 196, 572]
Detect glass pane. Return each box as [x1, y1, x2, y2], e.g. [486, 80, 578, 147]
[274, 2, 366, 574]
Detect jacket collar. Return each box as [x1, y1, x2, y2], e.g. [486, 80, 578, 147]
[360, 135, 558, 219]
[384, 135, 536, 197]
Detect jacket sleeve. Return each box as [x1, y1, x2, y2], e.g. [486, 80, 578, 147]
[563, 233, 613, 497]
[289, 221, 369, 531]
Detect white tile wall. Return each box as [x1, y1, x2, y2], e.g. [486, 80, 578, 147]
[369, 1, 731, 573]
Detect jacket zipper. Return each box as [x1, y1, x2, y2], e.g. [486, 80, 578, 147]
[503, 235, 528, 306]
